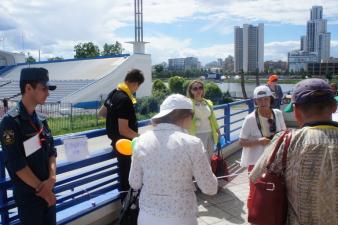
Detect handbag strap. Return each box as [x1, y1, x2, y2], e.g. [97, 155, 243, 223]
[281, 131, 292, 172]
[266, 129, 290, 170]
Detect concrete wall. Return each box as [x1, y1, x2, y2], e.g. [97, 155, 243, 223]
[62, 54, 152, 103]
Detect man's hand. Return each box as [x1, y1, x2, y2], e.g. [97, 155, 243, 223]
[36, 181, 56, 207]
[258, 137, 271, 146]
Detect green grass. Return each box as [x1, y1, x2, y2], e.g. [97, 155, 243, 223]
[48, 114, 105, 136]
[48, 113, 154, 136]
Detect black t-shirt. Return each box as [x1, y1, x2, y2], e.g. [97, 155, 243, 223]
[104, 89, 138, 146]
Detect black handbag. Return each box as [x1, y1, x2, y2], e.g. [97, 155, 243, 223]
[118, 189, 140, 225]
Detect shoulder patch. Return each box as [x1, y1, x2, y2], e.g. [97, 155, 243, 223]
[2, 130, 15, 145]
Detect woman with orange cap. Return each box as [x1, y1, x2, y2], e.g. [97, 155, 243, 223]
[267, 74, 283, 109]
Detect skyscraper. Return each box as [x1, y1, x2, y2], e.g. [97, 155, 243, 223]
[234, 23, 264, 73]
[306, 6, 330, 61]
[288, 5, 331, 72]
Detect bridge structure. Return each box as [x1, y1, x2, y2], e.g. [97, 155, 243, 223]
[0, 99, 254, 225]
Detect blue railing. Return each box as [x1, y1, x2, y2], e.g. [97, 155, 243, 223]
[0, 99, 254, 225]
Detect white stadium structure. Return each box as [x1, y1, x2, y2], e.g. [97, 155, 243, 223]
[0, 51, 152, 106]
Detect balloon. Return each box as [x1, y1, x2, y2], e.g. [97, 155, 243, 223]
[131, 137, 138, 150]
[115, 139, 132, 155]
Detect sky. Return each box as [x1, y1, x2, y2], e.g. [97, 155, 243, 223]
[1, 0, 338, 65]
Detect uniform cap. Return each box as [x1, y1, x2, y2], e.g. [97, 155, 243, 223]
[20, 67, 56, 91]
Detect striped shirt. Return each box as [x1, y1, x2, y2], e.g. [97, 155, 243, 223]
[250, 122, 338, 225]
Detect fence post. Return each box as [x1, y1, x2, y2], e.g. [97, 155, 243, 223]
[70, 103, 73, 130]
[0, 152, 10, 225]
[247, 99, 255, 113]
[223, 103, 231, 144]
[95, 101, 99, 126]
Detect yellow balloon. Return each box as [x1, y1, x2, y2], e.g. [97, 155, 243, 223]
[115, 139, 132, 155]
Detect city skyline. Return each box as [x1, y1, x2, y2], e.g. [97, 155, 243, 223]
[0, 0, 338, 65]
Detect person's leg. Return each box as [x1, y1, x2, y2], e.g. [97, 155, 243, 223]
[247, 165, 255, 209]
[116, 151, 131, 202]
[17, 197, 46, 225]
[195, 133, 213, 162]
[43, 205, 56, 225]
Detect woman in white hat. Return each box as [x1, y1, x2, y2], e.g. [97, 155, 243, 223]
[239, 85, 286, 222]
[129, 94, 218, 225]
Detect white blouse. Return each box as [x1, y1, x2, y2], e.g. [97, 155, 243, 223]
[129, 123, 218, 218]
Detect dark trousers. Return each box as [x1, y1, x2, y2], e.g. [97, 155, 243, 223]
[16, 194, 56, 225]
[116, 150, 131, 202]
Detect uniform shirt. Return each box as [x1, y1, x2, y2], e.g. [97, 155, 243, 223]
[250, 121, 338, 225]
[239, 109, 286, 167]
[104, 89, 138, 146]
[0, 101, 56, 195]
[129, 123, 218, 218]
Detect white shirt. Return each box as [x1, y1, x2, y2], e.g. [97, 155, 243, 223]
[129, 123, 218, 218]
[194, 102, 212, 134]
[239, 109, 286, 167]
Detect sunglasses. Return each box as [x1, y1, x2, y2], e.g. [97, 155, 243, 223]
[192, 86, 203, 91]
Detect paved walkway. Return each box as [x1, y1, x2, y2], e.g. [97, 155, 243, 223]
[197, 167, 249, 225]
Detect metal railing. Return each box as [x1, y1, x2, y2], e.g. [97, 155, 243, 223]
[0, 99, 254, 225]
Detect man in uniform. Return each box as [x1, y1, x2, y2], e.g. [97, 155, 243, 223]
[0, 67, 57, 225]
[98, 69, 144, 201]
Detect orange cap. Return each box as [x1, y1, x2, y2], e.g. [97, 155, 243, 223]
[268, 74, 278, 84]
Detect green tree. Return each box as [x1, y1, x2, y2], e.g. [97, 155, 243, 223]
[239, 70, 248, 99]
[204, 82, 223, 104]
[48, 57, 64, 61]
[168, 76, 186, 94]
[74, 42, 100, 58]
[152, 79, 169, 101]
[154, 64, 164, 73]
[101, 41, 123, 56]
[26, 55, 36, 64]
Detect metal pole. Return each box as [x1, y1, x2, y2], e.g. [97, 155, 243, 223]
[0, 152, 10, 224]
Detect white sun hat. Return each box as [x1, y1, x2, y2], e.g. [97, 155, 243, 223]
[151, 94, 193, 119]
[253, 85, 273, 99]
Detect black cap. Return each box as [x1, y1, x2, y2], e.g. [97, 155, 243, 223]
[20, 67, 56, 91]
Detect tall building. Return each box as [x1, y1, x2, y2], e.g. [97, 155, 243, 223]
[234, 23, 264, 73]
[288, 6, 331, 72]
[234, 26, 243, 72]
[168, 57, 200, 71]
[306, 6, 330, 61]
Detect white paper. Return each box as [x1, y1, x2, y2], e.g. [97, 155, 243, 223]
[23, 134, 42, 157]
[63, 136, 89, 162]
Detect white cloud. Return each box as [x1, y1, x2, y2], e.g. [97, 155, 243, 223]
[0, 0, 337, 65]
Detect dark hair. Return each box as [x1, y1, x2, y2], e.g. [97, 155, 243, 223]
[186, 80, 204, 99]
[152, 109, 193, 125]
[20, 80, 39, 94]
[296, 98, 336, 116]
[125, 69, 144, 84]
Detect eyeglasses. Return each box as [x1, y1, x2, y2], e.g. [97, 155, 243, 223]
[192, 86, 203, 91]
[268, 118, 276, 133]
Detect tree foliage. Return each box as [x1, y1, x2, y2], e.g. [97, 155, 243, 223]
[168, 76, 186, 94]
[74, 42, 100, 58]
[204, 82, 223, 103]
[152, 79, 170, 100]
[48, 57, 64, 61]
[101, 41, 123, 56]
[26, 55, 36, 64]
